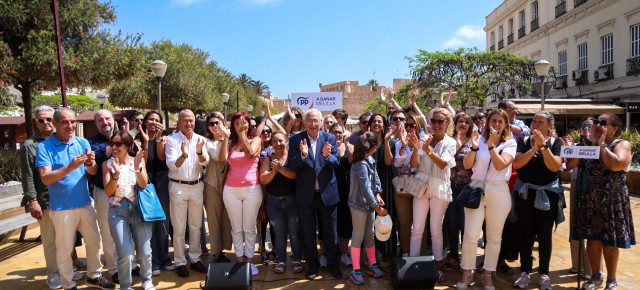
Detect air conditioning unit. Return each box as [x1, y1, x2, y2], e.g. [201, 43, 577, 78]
[572, 70, 583, 81]
[553, 78, 566, 89]
[594, 67, 610, 81]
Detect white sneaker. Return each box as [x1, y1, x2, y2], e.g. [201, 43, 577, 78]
[72, 271, 85, 281]
[514, 272, 531, 289]
[538, 274, 552, 290]
[142, 280, 156, 290]
[45, 276, 62, 289]
[152, 269, 161, 276]
[163, 264, 177, 271]
[341, 253, 352, 266]
[319, 255, 328, 268]
[250, 263, 259, 276]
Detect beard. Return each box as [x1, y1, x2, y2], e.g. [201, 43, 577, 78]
[99, 126, 114, 137]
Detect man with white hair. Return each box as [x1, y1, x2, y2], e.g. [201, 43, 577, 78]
[165, 109, 210, 277]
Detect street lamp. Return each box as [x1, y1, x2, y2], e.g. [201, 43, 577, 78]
[534, 59, 552, 111]
[96, 94, 106, 109]
[247, 105, 253, 117]
[151, 60, 167, 125]
[221, 92, 230, 120]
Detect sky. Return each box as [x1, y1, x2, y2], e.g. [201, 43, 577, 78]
[109, 0, 504, 100]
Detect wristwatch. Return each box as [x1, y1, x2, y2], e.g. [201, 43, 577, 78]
[470, 147, 479, 152]
[488, 146, 495, 151]
[543, 143, 550, 150]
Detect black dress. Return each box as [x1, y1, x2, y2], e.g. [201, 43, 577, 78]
[335, 153, 352, 239]
[373, 139, 397, 255]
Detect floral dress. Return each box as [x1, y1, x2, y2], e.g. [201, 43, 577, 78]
[572, 140, 636, 248]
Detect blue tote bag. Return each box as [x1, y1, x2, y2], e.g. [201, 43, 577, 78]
[135, 183, 166, 222]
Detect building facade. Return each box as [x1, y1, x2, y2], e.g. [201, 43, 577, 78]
[485, 0, 640, 103]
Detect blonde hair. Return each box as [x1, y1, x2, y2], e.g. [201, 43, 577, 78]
[430, 108, 453, 136]
[322, 115, 338, 132]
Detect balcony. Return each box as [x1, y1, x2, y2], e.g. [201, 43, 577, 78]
[575, 0, 588, 8]
[518, 26, 526, 38]
[530, 19, 539, 32]
[507, 33, 514, 45]
[575, 69, 589, 86]
[490, 45, 495, 51]
[554, 75, 568, 89]
[627, 57, 640, 76]
[555, 1, 566, 18]
[498, 40, 504, 50]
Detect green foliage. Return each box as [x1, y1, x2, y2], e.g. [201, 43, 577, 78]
[367, 79, 379, 86]
[33, 94, 113, 113]
[0, 148, 20, 183]
[618, 129, 640, 166]
[407, 47, 536, 109]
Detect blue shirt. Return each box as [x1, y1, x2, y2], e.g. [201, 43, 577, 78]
[88, 133, 110, 189]
[35, 134, 93, 211]
[510, 119, 530, 139]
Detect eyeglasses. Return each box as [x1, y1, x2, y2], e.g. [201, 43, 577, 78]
[594, 119, 608, 126]
[208, 121, 219, 127]
[37, 117, 53, 123]
[262, 130, 272, 134]
[581, 124, 592, 130]
[476, 115, 485, 120]
[404, 123, 417, 129]
[134, 118, 143, 123]
[108, 141, 125, 147]
[295, 113, 303, 119]
[431, 118, 446, 125]
[391, 117, 406, 122]
[331, 131, 344, 135]
[360, 120, 368, 125]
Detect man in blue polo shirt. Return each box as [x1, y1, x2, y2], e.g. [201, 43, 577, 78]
[36, 108, 115, 290]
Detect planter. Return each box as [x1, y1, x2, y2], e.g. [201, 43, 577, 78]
[626, 169, 640, 196]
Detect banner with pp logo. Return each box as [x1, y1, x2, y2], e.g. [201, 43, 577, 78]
[291, 92, 343, 111]
[560, 146, 600, 159]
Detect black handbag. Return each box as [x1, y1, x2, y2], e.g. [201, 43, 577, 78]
[455, 148, 501, 209]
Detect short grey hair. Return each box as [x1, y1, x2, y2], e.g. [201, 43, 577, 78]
[536, 110, 555, 124]
[178, 109, 194, 120]
[53, 107, 75, 122]
[33, 105, 54, 118]
[305, 108, 321, 121]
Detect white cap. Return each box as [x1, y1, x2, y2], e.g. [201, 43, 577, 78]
[374, 215, 393, 242]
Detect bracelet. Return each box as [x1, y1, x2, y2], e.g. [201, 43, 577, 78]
[182, 154, 188, 158]
[29, 198, 37, 203]
[488, 146, 495, 151]
[196, 151, 203, 156]
[426, 150, 433, 156]
[470, 147, 479, 152]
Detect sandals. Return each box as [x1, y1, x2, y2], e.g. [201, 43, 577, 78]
[274, 262, 285, 274]
[293, 261, 303, 273]
[437, 270, 446, 282]
[497, 263, 515, 274]
[443, 257, 459, 271]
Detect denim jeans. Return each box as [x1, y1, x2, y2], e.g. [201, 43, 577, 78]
[264, 194, 301, 263]
[108, 198, 153, 290]
[150, 171, 172, 269]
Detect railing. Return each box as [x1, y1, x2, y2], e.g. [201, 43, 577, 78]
[555, 75, 568, 89]
[498, 40, 504, 50]
[490, 45, 495, 51]
[627, 57, 640, 76]
[518, 26, 526, 38]
[576, 69, 589, 86]
[530, 19, 539, 32]
[575, 0, 588, 8]
[507, 33, 514, 45]
[555, 1, 566, 18]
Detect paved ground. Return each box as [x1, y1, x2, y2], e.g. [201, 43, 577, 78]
[1, 185, 639, 289]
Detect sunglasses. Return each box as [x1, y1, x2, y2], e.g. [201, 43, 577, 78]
[431, 118, 446, 125]
[108, 141, 125, 147]
[581, 124, 592, 130]
[134, 118, 143, 123]
[37, 117, 53, 123]
[262, 130, 272, 134]
[476, 115, 485, 120]
[360, 120, 368, 124]
[208, 121, 219, 127]
[295, 113, 303, 119]
[392, 117, 406, 122]
[331, 131, 344, 135]
[404, 123, 417, 129]
[594, 119, 608, 126]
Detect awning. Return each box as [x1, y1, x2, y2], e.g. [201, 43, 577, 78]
[515, 103, 625, 115]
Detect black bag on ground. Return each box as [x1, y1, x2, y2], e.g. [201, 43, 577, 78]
[203, 262, 251, 290]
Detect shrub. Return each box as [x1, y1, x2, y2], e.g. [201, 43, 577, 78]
[0, 148, 20, 183]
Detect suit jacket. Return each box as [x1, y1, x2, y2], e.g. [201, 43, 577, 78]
[287, 130, 340, 208]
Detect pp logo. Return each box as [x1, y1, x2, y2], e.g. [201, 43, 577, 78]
[563, 147, 574, 155]
[297, 97, 309, 106]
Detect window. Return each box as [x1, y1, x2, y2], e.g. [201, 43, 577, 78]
[532, 2, 539, 20]
[559, 50, 567, 76]
[632, 24, 640, 58]
[508, 19, 514, 35]
[491, 31, 495, 46]
[520, 10, 526, 28]
[601, 34, 613, 65]
[578, 43, 588, 70]
[499, 26, 503, 40]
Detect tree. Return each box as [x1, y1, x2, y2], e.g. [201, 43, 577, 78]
[237, 73, 253, 89]
[33, 94, 114, 113]
[250, 80, 269, 97]
[0, 0, 145, 136]
[407, 47, 536, 109]
[367, 79, 379, 86]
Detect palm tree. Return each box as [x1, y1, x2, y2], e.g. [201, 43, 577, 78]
[251, 80, 270, 96]
[367, 79, 379, 86]
[237, 73, 253, 89]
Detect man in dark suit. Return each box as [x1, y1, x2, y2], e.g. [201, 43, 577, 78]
[287, 108, 342, 280]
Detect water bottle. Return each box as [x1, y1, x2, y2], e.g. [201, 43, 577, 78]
[419, 128, 428, 148]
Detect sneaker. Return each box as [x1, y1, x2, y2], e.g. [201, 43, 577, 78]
[87, 275, 116, 289]
[72, 271, 84, 281]
[366, 264, 383, 278]
[177, 265, 189, 277]
[514, 272, 531, 289]
[250, 263, 259, 276]
[539, 274, 552, 290]
[142, 280, 156, 290]
[582, 272, 604, 290]
[350, 270, 365, 285]
[163, 263, 177, 271]
[341, 252, 352, 266]
[190, 261, 207, 273]
[72, 259, 87, 269]
[319, 255, 328, 268]
[131, 266, 140, 276]
[152, 269, 161, 276]
[45, 276, 62, 289]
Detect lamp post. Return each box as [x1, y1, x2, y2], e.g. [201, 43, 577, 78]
[151, 60, 167, 125]
[247, 105, 253, 118]
[534, 59, 552, 111]
[97, 94, 106, 109]
[221, 93, 230, 120]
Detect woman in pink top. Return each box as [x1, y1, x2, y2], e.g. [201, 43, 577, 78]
[223, 111, 265, 276]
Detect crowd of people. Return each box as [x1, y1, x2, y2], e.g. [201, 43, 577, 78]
[19, 88, 635, 290]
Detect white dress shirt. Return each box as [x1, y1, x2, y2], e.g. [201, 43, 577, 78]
[166, 131, 210, 181]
